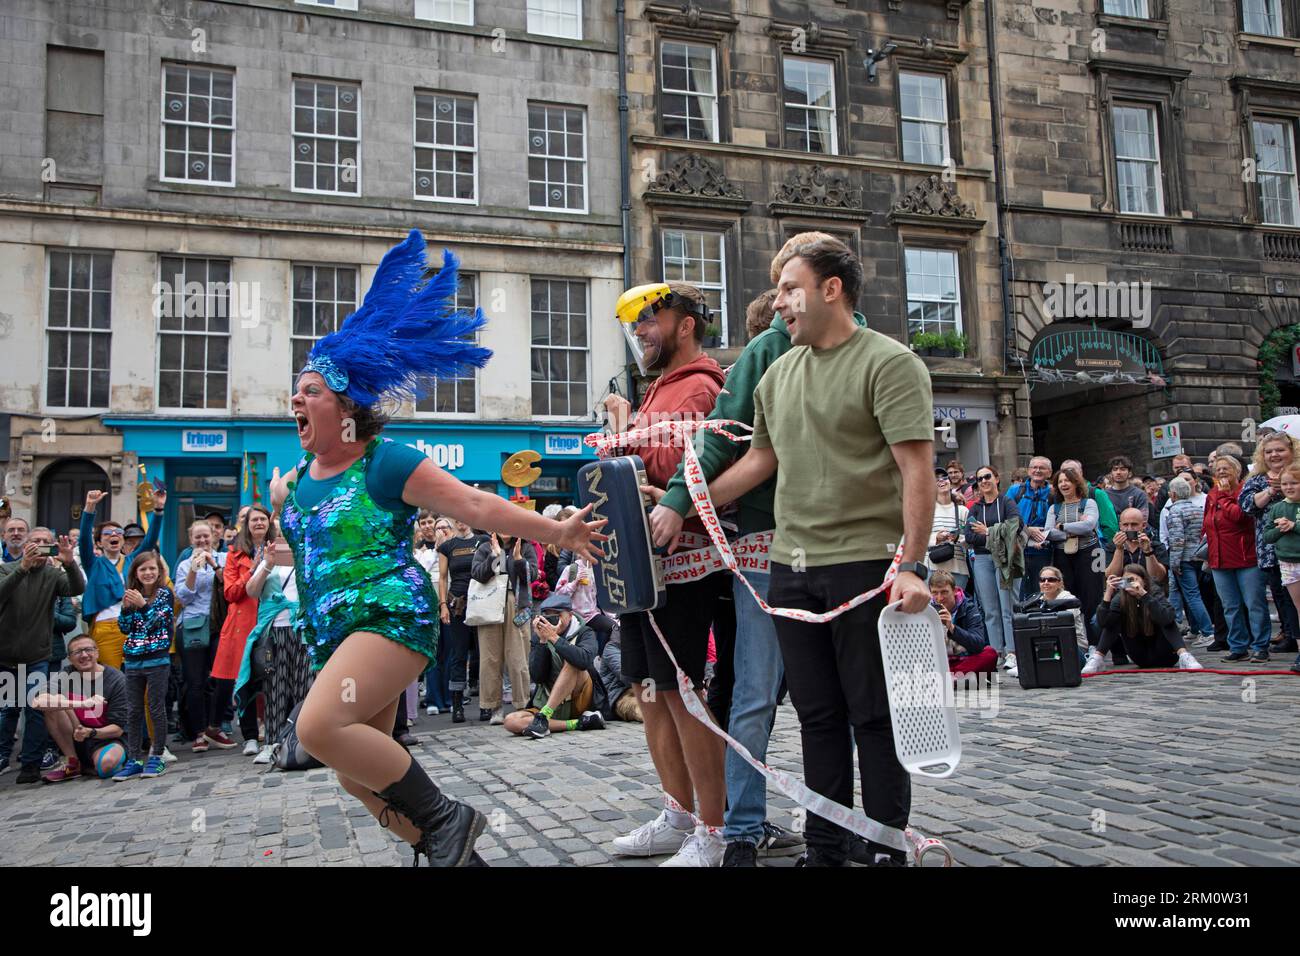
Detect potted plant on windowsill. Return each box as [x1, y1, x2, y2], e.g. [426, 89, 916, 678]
[702, 322, 722, 349]
[910, 330, 968, 358]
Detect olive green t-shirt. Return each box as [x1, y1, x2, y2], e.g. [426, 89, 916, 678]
[751, 326, 934, 567]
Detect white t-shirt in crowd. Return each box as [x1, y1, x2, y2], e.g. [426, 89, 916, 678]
[273, 566, 298, 628]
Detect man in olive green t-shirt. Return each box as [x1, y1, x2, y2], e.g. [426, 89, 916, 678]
[699, 236, 935, 867]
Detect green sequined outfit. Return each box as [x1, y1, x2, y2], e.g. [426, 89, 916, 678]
[280, 438, 438, 670]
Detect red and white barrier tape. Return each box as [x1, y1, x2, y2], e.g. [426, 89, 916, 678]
[585, 419, 952, 866]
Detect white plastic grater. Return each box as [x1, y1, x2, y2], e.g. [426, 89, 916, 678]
[879, 601, 963, 779]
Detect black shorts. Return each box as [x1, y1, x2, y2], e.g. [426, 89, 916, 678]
[74, 737, 124, 774]
[620, 572, 730, 690]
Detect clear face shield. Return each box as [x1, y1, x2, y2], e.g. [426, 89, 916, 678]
[620, 306, 664, 377]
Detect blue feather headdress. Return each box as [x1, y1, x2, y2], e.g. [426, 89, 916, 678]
[301, 230, 492, 408]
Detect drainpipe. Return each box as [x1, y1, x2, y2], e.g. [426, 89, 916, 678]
[985, 0, 1019, 462]
[616, 0, 636, 403]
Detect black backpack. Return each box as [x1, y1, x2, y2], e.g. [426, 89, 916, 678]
[272, 700, 324, 772]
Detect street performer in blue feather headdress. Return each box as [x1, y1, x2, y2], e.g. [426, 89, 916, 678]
[269, 230, 606, 867]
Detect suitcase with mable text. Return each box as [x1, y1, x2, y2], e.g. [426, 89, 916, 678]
[576, 455, 665, 615]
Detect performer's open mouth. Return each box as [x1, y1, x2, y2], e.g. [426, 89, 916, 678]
[294, 412, 310, 437]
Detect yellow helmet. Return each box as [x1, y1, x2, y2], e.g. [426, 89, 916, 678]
[615, 283, 711, 375]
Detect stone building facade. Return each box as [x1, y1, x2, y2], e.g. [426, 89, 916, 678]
[623, 0, 1020, 474]
[0, 0, 623, 554]
[996, 0, 1300, 474]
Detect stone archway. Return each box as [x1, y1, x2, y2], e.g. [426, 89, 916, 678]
[37, 458, 108, 535]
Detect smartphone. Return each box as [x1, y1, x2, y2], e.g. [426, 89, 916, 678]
[41, 545, 59, 556]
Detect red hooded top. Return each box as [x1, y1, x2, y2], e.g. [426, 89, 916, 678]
[620, 354, 726, 533]
[1202, 484, 1255, 570]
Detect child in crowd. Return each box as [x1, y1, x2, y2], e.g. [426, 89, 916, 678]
[1263, 463, 1300, 670]
[113, 550, 175, 780]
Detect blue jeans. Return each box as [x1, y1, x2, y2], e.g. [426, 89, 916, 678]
[1211, 566, 1271, 655]
[722, 569, 784, 846]
[1173, 563, 1214, 636]
[0, 661, 50, 768]
[970, 554, 1020, 653]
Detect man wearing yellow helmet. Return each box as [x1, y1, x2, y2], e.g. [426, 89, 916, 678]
[603, 281, 730, 867]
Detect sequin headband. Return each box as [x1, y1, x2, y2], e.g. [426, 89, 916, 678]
[299, 356, 349, 394]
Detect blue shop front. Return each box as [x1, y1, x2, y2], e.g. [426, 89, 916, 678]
[104, 418, 600, 570]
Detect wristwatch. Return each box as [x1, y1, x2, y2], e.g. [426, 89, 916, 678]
[87, 728, 98, 740]
[898, 561, 930, 581]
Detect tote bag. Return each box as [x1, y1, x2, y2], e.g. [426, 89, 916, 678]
[465, 573, 508, 626]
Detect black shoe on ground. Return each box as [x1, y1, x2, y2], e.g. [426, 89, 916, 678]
[1221, 651, 1251, 663]
[1206, 641, 1229, 652]
[1251, 650, 1270, 663]
[479, 708, 492, 722]
[721, 841, 758, 867]
[577, 710, 605, 731]
[451, 690, 465, 723]
[524, 713, 550, 739]
[16, 764, 41, 785]
[1112, 654, 1131, 666]
[394, 732, 420, 748]
[756, 821, 804, 857]
[374, 760, 485, 868]
[795, 847, 848, 867]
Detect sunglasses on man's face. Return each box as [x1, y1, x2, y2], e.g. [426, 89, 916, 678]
[101, 530, 124, 539]
[977, 474, 995, 482]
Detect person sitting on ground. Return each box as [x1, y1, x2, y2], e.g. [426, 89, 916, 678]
[929, 571, 996, 675]
[1083, 565, 1203, 673]
[504, 593, 607, 739]
[33, 632, 128, 781]
[1017, 565, 1089, 664]
[596, 632, 642, 722]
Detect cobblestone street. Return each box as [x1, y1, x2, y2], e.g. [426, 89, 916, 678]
[2, 667, 1298, 868]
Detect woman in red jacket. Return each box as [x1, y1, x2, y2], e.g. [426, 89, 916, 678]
[1203, 456, 1271, 662]
[196, 505, 272, 752]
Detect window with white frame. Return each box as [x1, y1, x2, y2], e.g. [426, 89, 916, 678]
[292, 78, 360, 194]
[157, 257, 231, 409]
[1112, 104, 1164, 215]
[415, 0, 473, 24]
[161, 64, 234, 185]
[45, 251, 112, 409]
[661, 229, 728, 345]
[528, 104, 586, 212]
[527, 0, 581, 39]
[414, 92, 476, 203]
[660, 41, 718, 142]
[1243, 0, 1284, 35]
[900, 71, 950, 166]
[417, 273, 478, 414]
[1254, 118, 1299, 226]
[1103, 0, 1150, 16]
[783, 57, 837, 154]
[291, 264, 357, 392]
[904, 248, 963, 338]
[530, 279, 588, 418]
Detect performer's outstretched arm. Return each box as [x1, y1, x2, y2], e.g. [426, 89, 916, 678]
[400, 459, 607, 562]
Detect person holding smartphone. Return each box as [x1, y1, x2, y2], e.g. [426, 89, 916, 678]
[0, 529, 84, 782]
[1083, 565, 1201, 673]
[504, 593, 606, 739]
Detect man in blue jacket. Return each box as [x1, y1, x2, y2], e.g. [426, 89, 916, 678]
[930, 570, 995, 673]
[77, 488, 166, 669]
[1008, 456, 1054, 601]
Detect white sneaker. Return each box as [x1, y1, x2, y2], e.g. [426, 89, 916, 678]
[242, 739, 259, 756]
[1002, 652, 1017, 671]
[1081, 650, 1107, 675]
[426, 705, 439, 716]
[1007, 660, 1019, 679]
[252, 744, 277, 764]
[1178, 652, 1203, 670]
[611, 810, 695, 857]
[659, 825, 725, 867]
[161, 747, 178, 764]
[489, 708, 504, 726]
